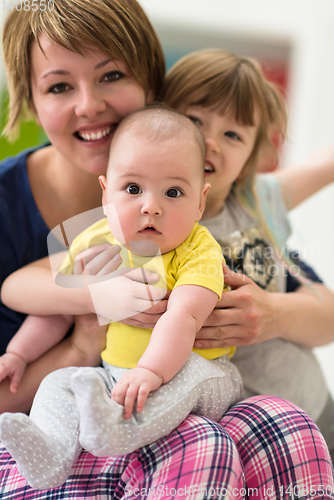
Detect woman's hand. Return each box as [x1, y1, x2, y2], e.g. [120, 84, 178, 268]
[194, 265, 276, 349]
[72, 243, 169, 328]
[72, 243, 122, 276]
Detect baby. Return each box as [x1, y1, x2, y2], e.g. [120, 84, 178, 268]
[0, 106, 243, 489]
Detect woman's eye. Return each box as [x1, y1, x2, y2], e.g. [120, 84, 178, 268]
[187, 115, 202, 126]
[126, 184, 141, 195]
[225, 131, 241, 141]
[103, 71, 124, 83]
[48, 83, 70, 94]
[166, 188, 182, 198]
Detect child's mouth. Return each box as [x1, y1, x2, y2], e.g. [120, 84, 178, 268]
[205, 160, 215, 174]
[139, 226, 161, 235]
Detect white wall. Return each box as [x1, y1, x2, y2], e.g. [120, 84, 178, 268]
[140, 0, 334, 397]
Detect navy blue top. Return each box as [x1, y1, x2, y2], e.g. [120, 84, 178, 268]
[0, 146, 54, 354]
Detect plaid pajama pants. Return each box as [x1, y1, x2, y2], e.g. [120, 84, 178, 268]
[0, 396, 333, 499]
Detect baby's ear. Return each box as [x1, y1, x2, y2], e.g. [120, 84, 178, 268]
[99, 176, 108, 216]
[198, 183, 211, 220]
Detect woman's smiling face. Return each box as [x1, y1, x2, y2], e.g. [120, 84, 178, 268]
[30, 35, 147, 176]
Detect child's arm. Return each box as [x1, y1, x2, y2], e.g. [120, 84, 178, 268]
[274, 146, 334, 210]
[0, 314, 73, 393]
[111, 284, 219, 418]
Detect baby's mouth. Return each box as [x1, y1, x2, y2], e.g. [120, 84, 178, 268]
[139, 226, 161, 235]
[75, 125, 114, 142]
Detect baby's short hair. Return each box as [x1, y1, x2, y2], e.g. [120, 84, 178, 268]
[109, 104, 206, 176]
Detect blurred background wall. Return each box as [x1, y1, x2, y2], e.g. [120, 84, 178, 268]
[0, 0, 333, 395]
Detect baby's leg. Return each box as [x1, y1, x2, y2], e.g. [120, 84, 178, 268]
[72, 354, 243, 456]
[0, 366, 82, 489]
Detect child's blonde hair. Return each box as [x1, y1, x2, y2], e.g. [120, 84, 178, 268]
[162, 49, 287, 186]
[2, 0, 165, 140]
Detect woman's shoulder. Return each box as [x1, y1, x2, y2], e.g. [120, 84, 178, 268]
[0, 145, 51, 239]
[0, 144, 49, 183]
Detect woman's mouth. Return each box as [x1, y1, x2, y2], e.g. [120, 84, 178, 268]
[75, 125, 115, 143]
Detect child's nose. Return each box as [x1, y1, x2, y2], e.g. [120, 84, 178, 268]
[205, 136, 221, 154]
[140, 195, 162, 216]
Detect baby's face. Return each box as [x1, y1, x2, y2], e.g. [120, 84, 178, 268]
[100, 132, 208, 254]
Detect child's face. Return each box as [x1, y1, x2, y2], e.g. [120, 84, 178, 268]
[184, 106, 259, 204]
[30, 35, 147, 177]
[100, 132, 209, 254]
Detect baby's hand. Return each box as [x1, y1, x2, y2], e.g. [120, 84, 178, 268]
[111, 367, 162, 419]
[0, 352, 27, 393]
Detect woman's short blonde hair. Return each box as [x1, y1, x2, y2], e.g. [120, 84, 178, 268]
[162, 49, 287, 183]
[2, 0, 165, 140]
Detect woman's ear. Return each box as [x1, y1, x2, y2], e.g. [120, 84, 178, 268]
[99, 175, 108, 216]
[197, 182, 211, 220]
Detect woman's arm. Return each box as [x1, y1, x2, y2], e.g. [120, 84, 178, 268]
[1, 253, 100, 316]
[194, 265, 334, 349]
[275, 146, 334, 210]
[1, 246, 165, 320]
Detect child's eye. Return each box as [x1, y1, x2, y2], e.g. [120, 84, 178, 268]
[48, 83, 70, 94]
[187, 115, 202, 126]
[126, 184, 142, 195]
[103, 71, 124, 83]
[225, 131, 241, 141]
[166, 188, 182, 198]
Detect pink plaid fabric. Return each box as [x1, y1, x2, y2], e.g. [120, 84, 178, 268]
[0, 396, 333, 499]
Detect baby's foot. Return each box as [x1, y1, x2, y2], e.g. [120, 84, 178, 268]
[71, 368, 129, 456]
[0, 413, 71, 489]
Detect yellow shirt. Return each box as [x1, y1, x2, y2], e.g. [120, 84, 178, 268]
[61, 219, 236, 368]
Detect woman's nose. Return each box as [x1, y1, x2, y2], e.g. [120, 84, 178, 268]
[75, 87, 107, 119]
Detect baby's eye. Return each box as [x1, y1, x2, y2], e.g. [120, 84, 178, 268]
[225, 131, 241, 141]
[126, 184, 142, 195]
[166, 188, 182, 198]
[48, 83, 70, 94]
[103, 71, 124, 83]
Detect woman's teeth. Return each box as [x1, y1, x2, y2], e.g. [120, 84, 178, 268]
[77, 127, 112, 142]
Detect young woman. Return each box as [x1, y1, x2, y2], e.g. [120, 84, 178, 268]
[0, 3, 333, 498]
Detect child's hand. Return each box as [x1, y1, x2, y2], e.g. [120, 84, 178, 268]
[0, 352, 27, 393]
[111, 367, 162, 419]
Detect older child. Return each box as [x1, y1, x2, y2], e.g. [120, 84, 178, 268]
[162, 48, 334, 460]
[0, 106, 243, 489]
